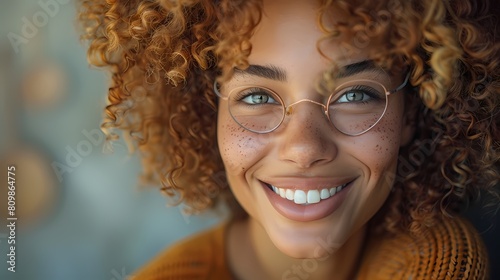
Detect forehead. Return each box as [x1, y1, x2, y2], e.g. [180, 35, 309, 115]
[246, 0, 388, 88]
[249, 1, 329, 70]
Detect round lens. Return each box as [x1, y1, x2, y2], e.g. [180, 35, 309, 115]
[227, 87, 285, 133]
[327, 80, 388, 135]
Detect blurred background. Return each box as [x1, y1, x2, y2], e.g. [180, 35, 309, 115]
[0, 1, 224, 280]
[0, 1, 498, 280]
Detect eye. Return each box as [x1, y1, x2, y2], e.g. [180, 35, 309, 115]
[337, 90, 370, 103]
[236, 88, 280, 105]
[335, 85, 384, 104]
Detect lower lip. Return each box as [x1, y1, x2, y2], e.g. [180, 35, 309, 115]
[261, 181, 353, 222]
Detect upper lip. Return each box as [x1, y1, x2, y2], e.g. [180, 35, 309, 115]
[260, 176, 357, 191]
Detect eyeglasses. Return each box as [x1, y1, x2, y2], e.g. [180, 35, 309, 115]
[214, 73, 410, 136]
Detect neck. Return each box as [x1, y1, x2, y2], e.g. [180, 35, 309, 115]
[228, 217, 367, 280]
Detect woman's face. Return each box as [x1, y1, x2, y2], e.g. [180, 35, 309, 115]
[217, 0, 413, 258]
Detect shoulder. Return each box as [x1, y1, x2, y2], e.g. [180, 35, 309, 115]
[131, 222, 231, 280]
[358, 216, 489, 280]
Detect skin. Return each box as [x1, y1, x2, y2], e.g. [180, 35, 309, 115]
[217, 0, 414, 279]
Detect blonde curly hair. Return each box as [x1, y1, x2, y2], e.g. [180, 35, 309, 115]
[78, 0, 499, 234]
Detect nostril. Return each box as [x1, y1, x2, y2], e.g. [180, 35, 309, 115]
[279, 133, 337, 168]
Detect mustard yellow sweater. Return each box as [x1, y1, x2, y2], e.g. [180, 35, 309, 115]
[132, 217, 489, 279]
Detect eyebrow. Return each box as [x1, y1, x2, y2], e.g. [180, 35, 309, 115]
[336, 60, 383, 78]
[234, 64, 287, 82]
[232, 60, 383, 82]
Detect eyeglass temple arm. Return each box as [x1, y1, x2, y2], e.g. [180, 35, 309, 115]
[213, 81, 228, 100]
[390, 72, 411, 94]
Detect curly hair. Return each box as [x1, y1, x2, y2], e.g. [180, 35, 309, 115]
[78, 0, 499, 234]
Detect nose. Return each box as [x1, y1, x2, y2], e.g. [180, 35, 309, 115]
[278, 102, 338, 168]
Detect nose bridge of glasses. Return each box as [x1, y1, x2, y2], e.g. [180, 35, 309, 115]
[285, 99, 327, 116]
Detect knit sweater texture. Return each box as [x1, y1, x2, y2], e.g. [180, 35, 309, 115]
[132, 217, 488, 279]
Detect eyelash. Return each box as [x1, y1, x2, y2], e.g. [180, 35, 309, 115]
[234, 88, 280, 103]
[231, 84, 384, 106]
[335, 85, 384, 103]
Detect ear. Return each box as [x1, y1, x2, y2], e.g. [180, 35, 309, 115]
[400, 91, 419, 146]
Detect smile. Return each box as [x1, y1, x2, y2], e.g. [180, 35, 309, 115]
[261, 178, 356, 222]
[267, 184, 348, 205]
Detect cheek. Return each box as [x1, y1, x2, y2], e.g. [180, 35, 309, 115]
[342, 109, 405, 230]
[351, 109, 404, 175]
[372, 110, 402, 155]
[217, 110, 267, 173]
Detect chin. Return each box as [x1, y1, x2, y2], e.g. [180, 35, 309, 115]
[263, 218, 349, 259]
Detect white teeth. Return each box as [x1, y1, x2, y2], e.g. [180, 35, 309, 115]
[279, 188, 286, 198]
[320, 189, 330, 199]
[330, 187, 337, 196]
[307, 190, 320, 204]
[294, 190, 307, 204]
[270, 183, 347, 205]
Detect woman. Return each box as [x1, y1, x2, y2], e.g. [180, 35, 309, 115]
[78, 0, 499, 279]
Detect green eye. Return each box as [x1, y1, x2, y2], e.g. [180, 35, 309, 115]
[236, 88, 279, 105]
[334, 85, 384, 104]
[243, 94, 271, 104]
[338, 91, 369, 102]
